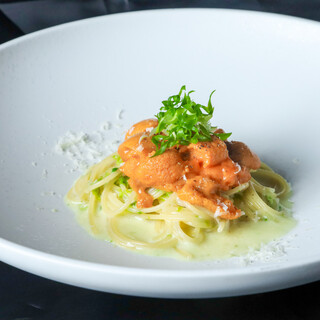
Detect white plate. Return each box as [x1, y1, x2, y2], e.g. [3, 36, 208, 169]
[0, 9, 320, 298]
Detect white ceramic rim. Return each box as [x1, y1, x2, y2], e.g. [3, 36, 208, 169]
[1, 236, 320, 277]
[1, 9, 320, 296]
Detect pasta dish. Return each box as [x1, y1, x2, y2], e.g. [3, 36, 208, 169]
[66, 87, 295, 260]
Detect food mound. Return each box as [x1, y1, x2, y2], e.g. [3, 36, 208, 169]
[66, 86, 294, 260]
[119, 119, 260, 220]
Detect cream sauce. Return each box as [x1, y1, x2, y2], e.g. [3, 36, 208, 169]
[67, 201, 296, 261]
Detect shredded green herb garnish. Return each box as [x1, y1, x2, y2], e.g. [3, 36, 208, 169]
[116, 175, 130, 188]
[111, 167, 119, 172]
[151, 85, 231, 156]
[112, 154, 123, 165]
[91, 187, 101, 199]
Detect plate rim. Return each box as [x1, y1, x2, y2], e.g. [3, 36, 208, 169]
[1, 7, 320, 54]
[1, 8, 320, 295]
[1, 236, 320, 277]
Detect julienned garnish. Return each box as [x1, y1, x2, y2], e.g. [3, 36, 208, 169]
[66, 87, 295, 260]
[151, 85, 231, 156]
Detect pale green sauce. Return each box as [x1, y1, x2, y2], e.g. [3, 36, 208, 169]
[68, 202, 296, 261]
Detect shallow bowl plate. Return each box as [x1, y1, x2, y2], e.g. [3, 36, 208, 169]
[0, 9, 320, 298]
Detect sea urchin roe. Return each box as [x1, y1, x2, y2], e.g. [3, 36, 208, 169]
[118, 119, 261, 220]
[125, 119, 159, 140]
[226, 141, 261, 170]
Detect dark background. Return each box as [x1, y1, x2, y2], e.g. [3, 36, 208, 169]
[1, 1, 320, 319]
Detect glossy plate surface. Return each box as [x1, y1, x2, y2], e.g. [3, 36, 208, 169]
[0, 9, 319, 298]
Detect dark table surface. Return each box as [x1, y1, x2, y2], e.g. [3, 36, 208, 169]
[1, 1, 320, 319]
